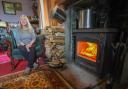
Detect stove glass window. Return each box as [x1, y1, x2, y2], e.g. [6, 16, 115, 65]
[77, 41, 97, 62]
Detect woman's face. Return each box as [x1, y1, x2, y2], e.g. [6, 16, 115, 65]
[20, 17, 27, 26]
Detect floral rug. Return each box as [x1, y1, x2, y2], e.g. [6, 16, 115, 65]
[0, 65, 72, 89]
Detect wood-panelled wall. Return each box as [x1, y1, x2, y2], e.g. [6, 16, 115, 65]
[38, 0, 59, 27]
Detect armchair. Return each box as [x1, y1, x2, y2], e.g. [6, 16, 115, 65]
[6, 29, 44, 70]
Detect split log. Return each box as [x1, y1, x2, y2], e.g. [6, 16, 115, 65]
[53, 27, 64, 33]
[55, 32, 65, 36]
[49, 36, 65, 41]
[45, 47, 52, 59]
[50, 40, 65, 45]
[56, 45, 64, 49]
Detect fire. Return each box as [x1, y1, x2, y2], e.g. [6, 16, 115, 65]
[77, 41, 97, 62]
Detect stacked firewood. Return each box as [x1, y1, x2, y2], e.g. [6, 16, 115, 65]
[43, 26, 66, 67]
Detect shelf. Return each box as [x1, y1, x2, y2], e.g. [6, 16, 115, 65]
[29, 20, 39, 24]
[72, 28, 118, 33]
[69, 0, 95, 9]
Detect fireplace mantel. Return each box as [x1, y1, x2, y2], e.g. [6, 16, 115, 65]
[72, 28, 118, 33]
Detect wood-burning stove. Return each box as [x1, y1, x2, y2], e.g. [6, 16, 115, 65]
[73, 28, 119, 77]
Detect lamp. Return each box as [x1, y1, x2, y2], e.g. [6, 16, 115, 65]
[0, 21, 7, 28]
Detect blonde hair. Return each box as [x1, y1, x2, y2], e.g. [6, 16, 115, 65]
[19, 15, 33, 33]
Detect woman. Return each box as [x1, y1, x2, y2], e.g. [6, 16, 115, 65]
[16, 15, 38, 74]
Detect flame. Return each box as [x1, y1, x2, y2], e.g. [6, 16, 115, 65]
[77, 41, 97, 62]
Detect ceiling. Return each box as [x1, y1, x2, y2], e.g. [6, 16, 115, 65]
[55, 0, 97, 9]
[55, 0, 78, 9]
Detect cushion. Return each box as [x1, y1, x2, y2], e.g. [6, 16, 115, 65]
[12, 49, 24, 59]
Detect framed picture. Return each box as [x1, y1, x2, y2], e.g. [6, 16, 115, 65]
[15, 2, 22, 11]
[2, 1, 16, 15]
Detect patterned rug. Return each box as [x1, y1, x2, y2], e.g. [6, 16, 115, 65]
[0, 65, 72, 89]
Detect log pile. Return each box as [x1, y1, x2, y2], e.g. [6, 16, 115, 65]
[43, 26, 66, 67]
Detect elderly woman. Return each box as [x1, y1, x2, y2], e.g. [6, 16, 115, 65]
[16, 15, 38, 74]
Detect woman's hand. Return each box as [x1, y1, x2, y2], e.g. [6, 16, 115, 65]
[26, 39, 35, 48]
[20, 42, 25, 46]
[26, 43, 32, 48]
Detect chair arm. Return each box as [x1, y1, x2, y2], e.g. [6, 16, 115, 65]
[5, 39, 12, 57]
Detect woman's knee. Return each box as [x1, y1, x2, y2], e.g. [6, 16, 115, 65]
[18, 45, 27, 52]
